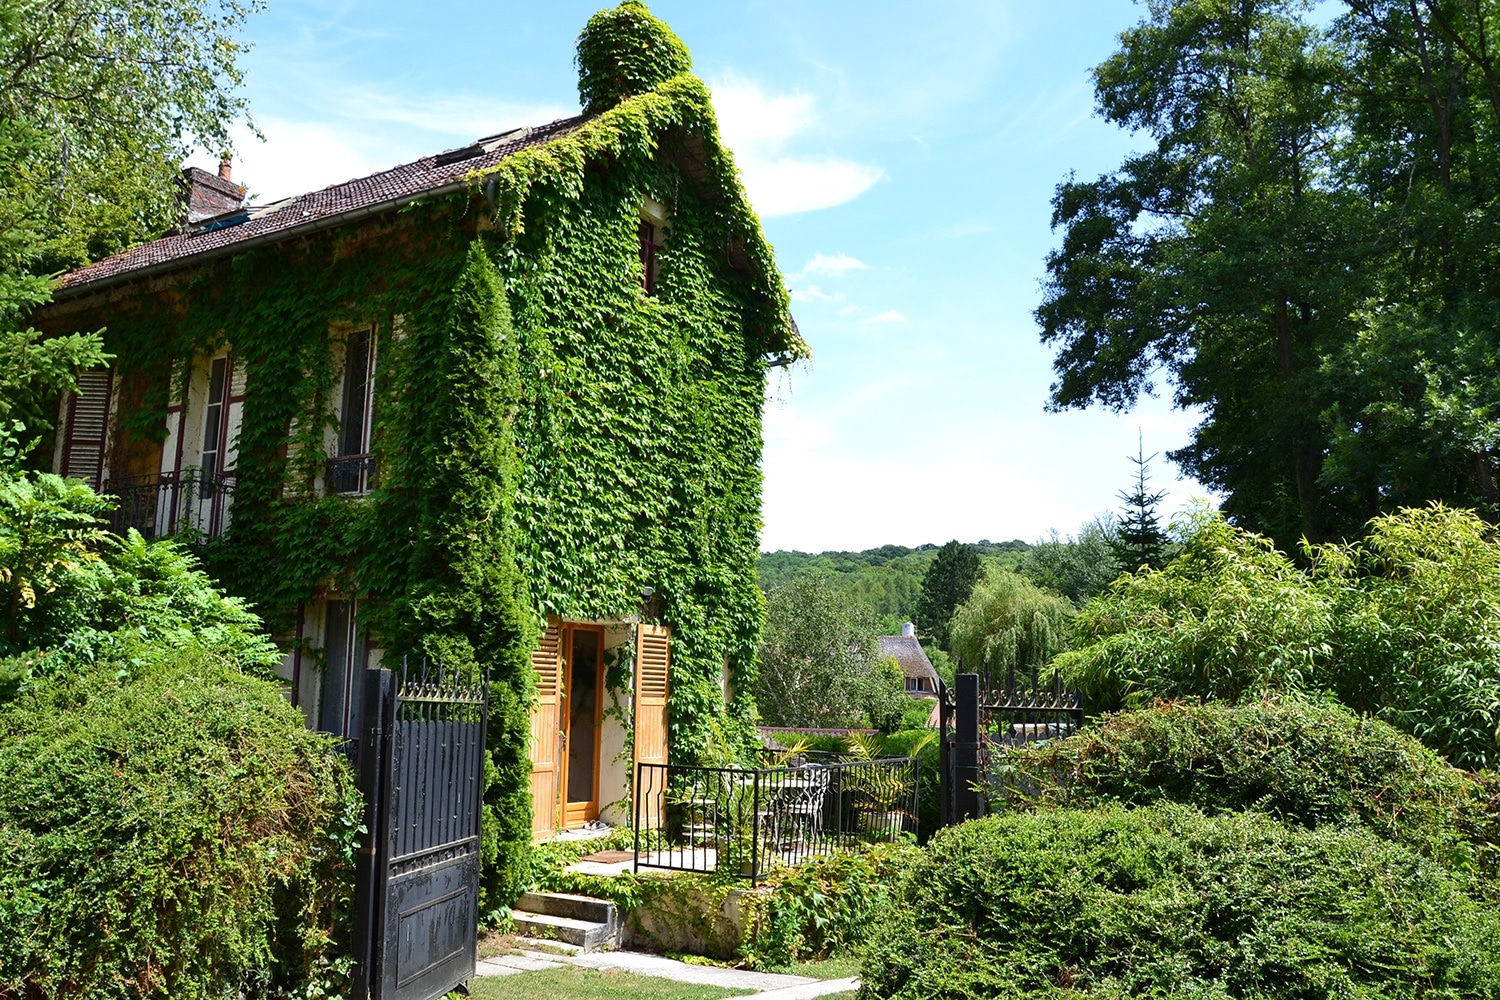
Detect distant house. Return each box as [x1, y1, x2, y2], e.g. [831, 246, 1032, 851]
[880, 622, 940, 696]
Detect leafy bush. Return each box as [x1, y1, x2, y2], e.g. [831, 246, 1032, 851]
[1, 472, 278, 692]
[1319, 506, 1500, 769]
[742, 843, 918, 967]
[0, 646, 360, 999]
[1060, 512, 1332, 707]
[859, 804, 1500, 1000]
[1061, 507, 1500, 769]
[988, 698, 1476, 863]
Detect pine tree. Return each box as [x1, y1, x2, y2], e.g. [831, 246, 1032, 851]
[1110, 433, 1170, 573]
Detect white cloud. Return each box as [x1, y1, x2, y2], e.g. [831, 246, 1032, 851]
[798, 252, 867, 278]
[710, 74, 882, 217]
[188, 118, 383, 203]
[790, 284, 843, 304]
[865, 310, 907, 325]
[320, 88, 573, 141]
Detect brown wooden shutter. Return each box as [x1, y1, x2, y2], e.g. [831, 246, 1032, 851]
[528, 620, 563, 841]
[633, 623, 670, 828]
[61, 369, 113, 489]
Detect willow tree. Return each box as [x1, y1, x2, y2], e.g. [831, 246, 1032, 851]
[949, 569, 1074, 678]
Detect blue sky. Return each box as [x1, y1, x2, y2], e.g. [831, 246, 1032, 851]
[194, 0, 1211, 552]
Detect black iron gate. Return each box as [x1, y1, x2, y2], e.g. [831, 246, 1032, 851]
[352, 659, 488, 1000]
[938, 666, 1083, 828]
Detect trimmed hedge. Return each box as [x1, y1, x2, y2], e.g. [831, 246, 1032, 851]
[859, 804, 1500, 1000]
[0, 646, 360, 999]
[989, 698, 1477, 855]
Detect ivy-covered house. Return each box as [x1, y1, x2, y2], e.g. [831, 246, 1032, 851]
[29, 3, 799, 895]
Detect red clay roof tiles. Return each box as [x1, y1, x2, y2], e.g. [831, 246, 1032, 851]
[56, 114, 589, 296]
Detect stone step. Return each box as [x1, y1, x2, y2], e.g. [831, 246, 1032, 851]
[510, 909, 615, 952]
[516, 891, 616, 925]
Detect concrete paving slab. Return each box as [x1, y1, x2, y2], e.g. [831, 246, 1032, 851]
[732, 976, 860, 999]
[473, 959, 525, 977]
[520, 948, 814, 991]
[476, 953, 566, 975]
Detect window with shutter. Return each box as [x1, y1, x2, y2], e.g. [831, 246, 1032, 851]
[61, 369, 113, 489]
[634, 623, 671, 829]
[528, 621, 564, 841]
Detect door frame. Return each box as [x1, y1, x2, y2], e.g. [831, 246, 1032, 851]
[560, 623, 606, 829]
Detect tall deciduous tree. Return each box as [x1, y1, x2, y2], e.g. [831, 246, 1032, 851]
[915, 540, 981, 652]
[757, 574, 882, 728]
[0, 0, 258, 464]
[1016, 517, 1121, 606]
[1039, 0, 1363, 549]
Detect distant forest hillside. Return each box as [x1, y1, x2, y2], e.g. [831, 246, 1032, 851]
[757, 540, 1031, 634]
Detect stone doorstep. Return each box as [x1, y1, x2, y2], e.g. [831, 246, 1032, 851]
[509, 909, 614, 952]
[511, 890, 621, 952]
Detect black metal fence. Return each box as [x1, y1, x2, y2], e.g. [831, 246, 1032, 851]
[103, 472, 235, 540]
[352, 658, 487, 1000]
[633, 756, 918, 884]
[938, 668, 1083, 828]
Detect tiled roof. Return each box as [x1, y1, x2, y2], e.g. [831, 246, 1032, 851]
[56, 114, 590, 296]
[879, 634, 940, 683]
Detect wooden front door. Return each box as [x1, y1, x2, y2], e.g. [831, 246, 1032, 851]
[561, 625, 605, 829]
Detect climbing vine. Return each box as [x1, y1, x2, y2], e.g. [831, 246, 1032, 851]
[41, 1, 800, 912]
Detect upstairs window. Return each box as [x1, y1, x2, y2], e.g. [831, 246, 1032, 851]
[328, 326, 378, 495]
[200, 357, 231, 480]
[638, 196, 669, 295]
[638, 220, 662, 294]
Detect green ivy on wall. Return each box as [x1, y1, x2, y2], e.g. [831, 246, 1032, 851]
[51, 2, 800, 913]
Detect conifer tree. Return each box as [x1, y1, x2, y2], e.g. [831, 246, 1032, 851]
[916, 540, 982, 652]
[1110, 433, 1170, 573]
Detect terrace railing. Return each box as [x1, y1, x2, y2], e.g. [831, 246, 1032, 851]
[326, 454, 377, 496]
[633, 756, 918, 885]
[104, 471, 235, 541]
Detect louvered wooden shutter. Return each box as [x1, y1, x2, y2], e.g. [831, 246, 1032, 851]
[61, 369, 113, 489]
[528, 620, 563, 841]
[634, 624, 670, 828]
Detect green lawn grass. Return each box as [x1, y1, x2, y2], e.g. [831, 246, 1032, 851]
[466, 967, 754, 1000]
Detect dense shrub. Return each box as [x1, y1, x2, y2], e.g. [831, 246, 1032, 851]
[1, 472, 279, 692]
[989, 698, 1475, 857]
[742, 843, 918, 967]
[1061, 507, 1500, 769]
[0, 647, 360, 999]
[859, 805, 1500, 1000]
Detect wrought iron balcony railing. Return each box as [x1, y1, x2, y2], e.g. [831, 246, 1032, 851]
[325, 454, 377, 496]
[633, 755, 919, 884]
[103, 472, 235, 541]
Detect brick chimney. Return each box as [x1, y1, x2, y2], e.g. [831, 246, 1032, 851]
[179, 162, 246, 227]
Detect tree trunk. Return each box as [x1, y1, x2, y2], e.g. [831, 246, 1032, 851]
[1275, 299, 1322, 541]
